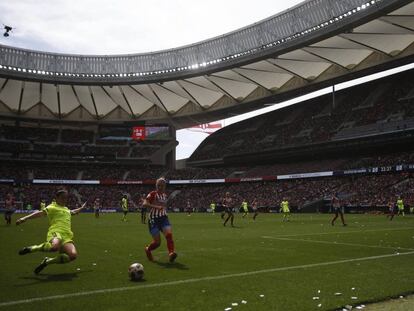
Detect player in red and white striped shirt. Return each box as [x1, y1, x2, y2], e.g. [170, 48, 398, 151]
[144, 178, 177, 263]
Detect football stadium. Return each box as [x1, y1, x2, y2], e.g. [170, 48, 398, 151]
[1, 0, 414, 310]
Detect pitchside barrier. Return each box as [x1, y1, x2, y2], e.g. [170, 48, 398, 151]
[0, 163, 412, 186]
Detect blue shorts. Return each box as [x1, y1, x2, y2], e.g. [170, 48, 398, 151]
[148, 216, 171, 236]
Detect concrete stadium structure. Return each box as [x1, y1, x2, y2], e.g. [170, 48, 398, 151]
[0, 0, 413, 129]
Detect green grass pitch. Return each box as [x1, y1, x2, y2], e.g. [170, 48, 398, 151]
[0, 212, 413, 310]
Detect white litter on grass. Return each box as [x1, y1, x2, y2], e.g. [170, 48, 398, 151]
[312, 297, 319, 300]
[92, 263, 96, 266]
[241, 300, 247, 304]
[317, 303, 322, 307]
[351, 288, 355, 291]
[317, 290, 321, 294]
[224, 308, 232, 311]
[396, 252, 400, 255]
[334, 292, 342, 296]
[260, 294, 265, 298]
[76, 268, 81, 271]
[231, 303, 238, 306]
[351, 296, 358, 300]
[399, 295, 404, 299]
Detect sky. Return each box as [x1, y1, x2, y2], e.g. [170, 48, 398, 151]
[0, 0, 304, 54]
[1, 0, 413, 160]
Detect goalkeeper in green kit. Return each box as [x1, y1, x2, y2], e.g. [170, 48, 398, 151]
[16, 189, 86, 274]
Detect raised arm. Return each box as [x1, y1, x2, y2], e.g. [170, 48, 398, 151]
[71, 201, 88, 215]
[16, 210, 46, 225]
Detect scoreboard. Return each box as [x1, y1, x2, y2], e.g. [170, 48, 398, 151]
[131, 125, 170, 140]
[99, 124, 171, 141]
[132, 126, 145, 140]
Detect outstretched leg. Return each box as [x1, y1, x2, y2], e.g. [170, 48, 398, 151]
[35, 242, 77, 274]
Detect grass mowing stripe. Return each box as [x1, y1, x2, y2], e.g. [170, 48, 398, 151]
[1, 251, 414, 307]
[275, 226, 414, 238]
[262, 236, 414, 251]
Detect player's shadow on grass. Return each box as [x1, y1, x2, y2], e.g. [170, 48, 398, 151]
[154, 261, 189, 270]
[16, 270, 92, 287]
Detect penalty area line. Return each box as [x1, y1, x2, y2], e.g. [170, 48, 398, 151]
[1, 251, 414, 307]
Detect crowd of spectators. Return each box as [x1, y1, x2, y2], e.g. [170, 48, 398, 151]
[127, 167, 166, 180]
[1, 125, 58, 142]
[1, 172, 412, 212]
[0, 141, 31, 153]
[31, 166, 78, 179]
[169, 172, 414, 211]
[190, 70, 414, 161]
[34, 143, 82, 154]
[61, 129, 94, 143]
[82, 167, 126, 180]
[0, 151, 413, 182]
[0, 125, 172, 161]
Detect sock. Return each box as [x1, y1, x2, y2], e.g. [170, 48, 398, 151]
[30, 242, 52, 252]
[46, 253, 70, 265]
[147, 240, 160, 251]
[165, 233, 175, 254]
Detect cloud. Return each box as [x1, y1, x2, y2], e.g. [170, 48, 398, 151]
[0, 0, 304, 54]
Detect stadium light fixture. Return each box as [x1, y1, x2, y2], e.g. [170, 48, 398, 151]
[0, 1, 381, 80]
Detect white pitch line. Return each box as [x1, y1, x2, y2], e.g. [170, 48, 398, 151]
[262, 236, 414, 251]
[1, 251, 414, 307]
[274, 226, 414, 238]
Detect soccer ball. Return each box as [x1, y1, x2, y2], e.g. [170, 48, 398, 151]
[128, 263, 144, 281]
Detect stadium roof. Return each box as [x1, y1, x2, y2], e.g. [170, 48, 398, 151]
[0, 0, 413, 128]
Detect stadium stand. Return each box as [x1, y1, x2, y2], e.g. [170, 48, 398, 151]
[189, 70, 414, 162]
